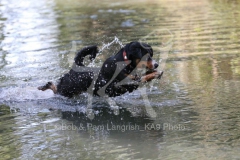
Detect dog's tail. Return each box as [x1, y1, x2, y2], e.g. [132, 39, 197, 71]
[38, 46, 98, 94]
[74, 45, 99, 66]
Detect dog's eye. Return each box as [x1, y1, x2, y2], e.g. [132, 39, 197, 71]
[147, 57, 152, 61]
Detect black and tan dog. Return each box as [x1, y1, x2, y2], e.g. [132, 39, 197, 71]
[38, 42, 163, 97]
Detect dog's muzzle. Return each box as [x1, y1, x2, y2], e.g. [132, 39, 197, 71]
[152, 60, 159, 69]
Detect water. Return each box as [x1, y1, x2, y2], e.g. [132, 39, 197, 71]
[1, 0, 240, 159]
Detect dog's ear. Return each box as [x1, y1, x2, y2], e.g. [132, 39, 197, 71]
[128, 42, 143, 59]
[139, 42, 153, 57]
[127, 42, 153, 59]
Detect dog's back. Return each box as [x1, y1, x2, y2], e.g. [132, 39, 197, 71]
[57, 70, 94, 97]
[38, 45, 99, 97]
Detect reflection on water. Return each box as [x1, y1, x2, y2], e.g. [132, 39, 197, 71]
[0, 0, 60, 88]
[0, 0, 240, 159]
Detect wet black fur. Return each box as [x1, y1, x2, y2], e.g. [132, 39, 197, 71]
[56, 45, 98, 97]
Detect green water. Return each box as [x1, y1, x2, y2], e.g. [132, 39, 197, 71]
[0, 0, 240, 159]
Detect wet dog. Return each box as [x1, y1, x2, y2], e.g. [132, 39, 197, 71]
[38, 42, 163, 97]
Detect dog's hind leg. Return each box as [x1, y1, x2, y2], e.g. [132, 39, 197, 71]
[74, 45, 99, 66]
[38, 82, 57, 94]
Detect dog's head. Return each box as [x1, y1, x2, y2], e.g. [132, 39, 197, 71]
[124, 42, 158, 70]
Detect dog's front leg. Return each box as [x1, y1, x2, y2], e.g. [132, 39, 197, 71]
[140, 71, 163, 82]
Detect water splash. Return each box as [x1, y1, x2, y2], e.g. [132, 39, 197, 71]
[88, 36, 124, 67]
[99, 36, 124, 53]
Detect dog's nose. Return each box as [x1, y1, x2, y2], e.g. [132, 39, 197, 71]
[154, 63, 159, 69]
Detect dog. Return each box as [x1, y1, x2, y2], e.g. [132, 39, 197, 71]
[93, 42, 163, 97]
[38, 41, 163, 97]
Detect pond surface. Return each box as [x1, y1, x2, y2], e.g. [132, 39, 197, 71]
[1, 0, 240, 159]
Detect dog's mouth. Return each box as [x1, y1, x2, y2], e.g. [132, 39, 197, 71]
[150, 60, 159, 69]
[145, 61, 158, 70]
[137, 60, 158, 70]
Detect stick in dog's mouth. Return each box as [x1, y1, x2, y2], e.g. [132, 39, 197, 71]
[157, 71, 164, 79]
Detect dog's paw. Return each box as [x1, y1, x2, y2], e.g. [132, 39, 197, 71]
[37, 82, 53, 91]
